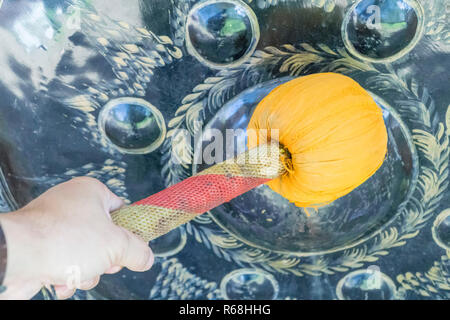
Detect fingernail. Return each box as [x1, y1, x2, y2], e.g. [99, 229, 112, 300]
[55, 285, 76, 300]
[105, 265, 123, 274]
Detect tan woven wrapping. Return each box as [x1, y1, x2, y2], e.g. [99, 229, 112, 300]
[111, 143, 286, 242]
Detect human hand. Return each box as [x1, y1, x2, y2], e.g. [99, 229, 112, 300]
[0, 177, 153, 300]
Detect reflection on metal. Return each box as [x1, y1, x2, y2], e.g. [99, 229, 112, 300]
[432, 209, 450, 251]
[342, 0, 424, 62]
[336, 269, 397, 300]
[185, 0, 260, 68]
[220, 268, 279, 300]
[0, 0, 448, 300]
[98, 97, 166, 154]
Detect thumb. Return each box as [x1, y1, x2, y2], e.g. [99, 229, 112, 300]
[116, 229, 154, 272]
[105, 189, 126, 213]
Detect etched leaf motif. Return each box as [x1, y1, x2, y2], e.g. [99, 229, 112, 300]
[396, 252, 450, 299]
[413, 129, 441, 167]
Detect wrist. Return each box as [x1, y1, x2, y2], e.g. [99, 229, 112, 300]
[0, 210, 44, 285]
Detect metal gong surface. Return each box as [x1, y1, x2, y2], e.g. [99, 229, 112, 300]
[0, 0, 449, 300]
[195, 77, 417, 255]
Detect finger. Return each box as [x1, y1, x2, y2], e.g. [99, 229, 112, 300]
[96, 181, 125, 214]
[105, 265, 123, 274]
[70, 177, 125, 213]
[53, 284, 76, 300]
[0, 281, 42, 300]
[107, 190, 125, 213]
[77, 276, 100, 291]
[117, 229, 154, 272]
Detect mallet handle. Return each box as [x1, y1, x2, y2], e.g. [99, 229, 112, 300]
[111, 143, 285, 242]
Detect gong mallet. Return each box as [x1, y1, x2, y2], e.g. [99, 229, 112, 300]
[111, 73, 388, 242]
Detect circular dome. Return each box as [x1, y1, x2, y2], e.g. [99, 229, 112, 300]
[432, 209, 450, 251]
[342, 0, 424, 62]
[220, 269, 279, 300]
[98, 97, 166, 154]
[150, 228, 187, 257]
[185, 0, 260, 68]
[336, 269, 397, 300]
